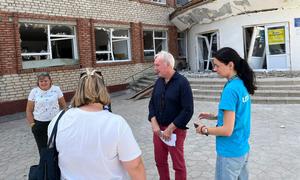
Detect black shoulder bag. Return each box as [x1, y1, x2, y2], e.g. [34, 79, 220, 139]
[28, 110, 66, 180]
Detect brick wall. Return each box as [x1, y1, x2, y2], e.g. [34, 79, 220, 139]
[7, 12, 81, 75]
[0, 63, 153, 103]
[0, 11, 18, 75]
[77, 18, 93, 68]
[131, 22, 143, 63]
[0, 0, 175, 25]
[0, 1, 179, 115]
[167, 0, 176, 7]
[168, 25, 179, 59]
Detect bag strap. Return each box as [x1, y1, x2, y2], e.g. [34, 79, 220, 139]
[47, 110, 66, 148]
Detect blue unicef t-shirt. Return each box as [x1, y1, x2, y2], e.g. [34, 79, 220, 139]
[216, 78, 251, 157]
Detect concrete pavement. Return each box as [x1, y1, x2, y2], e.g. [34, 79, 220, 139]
[1, 90, 300, 180]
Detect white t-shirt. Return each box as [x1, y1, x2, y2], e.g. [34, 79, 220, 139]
[28, 85, 63, 122]
[48, 108, 142, 180]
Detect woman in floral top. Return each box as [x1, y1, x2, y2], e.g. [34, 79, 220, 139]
[26, 72, 66, 156]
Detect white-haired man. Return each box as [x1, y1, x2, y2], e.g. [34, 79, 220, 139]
[148, 51, 194, 180]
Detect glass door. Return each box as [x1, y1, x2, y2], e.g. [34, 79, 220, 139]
[265, 23, 290, 70]
[246, 26, 266, 69]
[196, 31, 219, 71]
[196, 35, 209, 71]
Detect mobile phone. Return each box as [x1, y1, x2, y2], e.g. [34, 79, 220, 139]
[194, 123, 199, 128]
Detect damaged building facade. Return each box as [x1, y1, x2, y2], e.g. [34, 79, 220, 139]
[171, 0, 300, 72]
[0, 0, 184, 115]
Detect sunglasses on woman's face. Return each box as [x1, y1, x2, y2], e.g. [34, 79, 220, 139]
[80, 70, 105, 83]
[80, 71, 103, 78]
[38, 72, 50, 76]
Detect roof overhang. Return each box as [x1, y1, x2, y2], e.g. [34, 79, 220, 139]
[170, 0, 300, 31]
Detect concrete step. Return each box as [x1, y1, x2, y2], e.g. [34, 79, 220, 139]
[185, 72, 300, 104]
[132, 82, 149, 89]
[138, 78, 155, 84]
[192, 89, 300, 97]
[193, 95, 300, 104]
[188, 78, 226, 85]
[191, 84, 300, 91]
[257, 85, 300, 90]
[191, 84, 223, 90]
[143, 73, 157, 80]
[131, 80, 155, 91]
[256, 77, 300, 85]
[188, 77, 300, 86]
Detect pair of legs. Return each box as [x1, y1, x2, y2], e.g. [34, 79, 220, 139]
[31, 120, 50, 156]
[153, 126, 187, 180]
[215, 153, 249, 180]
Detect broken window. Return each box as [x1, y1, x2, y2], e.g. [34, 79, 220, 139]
[19, 22, 78, 69]
[244, 24, 289, 70]
[176, 0, 190, 6]
[244, 26, 266, 69]
[95, 27, 130, 62]
[177, 32, 186, 58]
[143, 30, 167, 60]
[197, 32, 218, 71]
[151, 0, 166, 4]
[176, 32, 188, 70]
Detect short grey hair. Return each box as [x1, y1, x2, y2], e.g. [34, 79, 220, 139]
[154, 51, 175, 69]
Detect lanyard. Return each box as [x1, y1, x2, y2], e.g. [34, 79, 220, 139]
[220, 74, 239, 99]
[223, 74, 239, 89]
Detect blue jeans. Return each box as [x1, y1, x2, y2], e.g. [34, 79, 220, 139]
[215, 153, 249, 180]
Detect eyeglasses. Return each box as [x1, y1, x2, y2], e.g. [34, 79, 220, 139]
[37, 72, 50, 77]
[80, 70, 102, 78]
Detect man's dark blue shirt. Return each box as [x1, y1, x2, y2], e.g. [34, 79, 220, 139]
[148, 72, 194, 129]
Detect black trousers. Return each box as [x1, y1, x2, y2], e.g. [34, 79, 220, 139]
[31, 120, 50, 156]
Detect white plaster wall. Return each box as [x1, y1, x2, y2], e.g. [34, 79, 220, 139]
[187, 7, 300, 71]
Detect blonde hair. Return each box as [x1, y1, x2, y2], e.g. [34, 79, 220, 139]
[71, 69, 111, 107]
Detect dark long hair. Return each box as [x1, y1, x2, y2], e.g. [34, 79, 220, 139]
[213, 47, 257, 95]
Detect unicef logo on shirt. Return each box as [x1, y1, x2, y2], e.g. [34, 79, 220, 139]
[242, 95, 249, 103]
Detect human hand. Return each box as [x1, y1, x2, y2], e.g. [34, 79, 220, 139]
[161, 129, 172, 141]
[194, 121, 204, 134]
[31, 123, 38, 133]
[198, 112, 216, 120]
[152, 125, 161, 137]
[150, 117, 161, 136]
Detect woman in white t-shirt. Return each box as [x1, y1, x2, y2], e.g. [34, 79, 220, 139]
[26, 72, 67, 156]
[48, 69, 146, 180]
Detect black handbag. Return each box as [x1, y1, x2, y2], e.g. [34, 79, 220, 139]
[28, 110, 66, 180]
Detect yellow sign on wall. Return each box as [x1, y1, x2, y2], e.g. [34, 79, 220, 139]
[268, 28, 285, 44]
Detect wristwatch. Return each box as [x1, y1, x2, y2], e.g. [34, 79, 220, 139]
[202, 127, 209, 136]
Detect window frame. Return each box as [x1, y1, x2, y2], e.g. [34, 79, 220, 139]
[95, 27, 131, 63]
[176, 0, 190, 6]
[19, 22, 78, 69]
[143, 30, 168, 60]
[177, 32, 187, 58]
[150, 0, 166, 5]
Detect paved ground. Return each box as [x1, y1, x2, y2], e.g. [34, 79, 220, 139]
[1, 90, 300, 180]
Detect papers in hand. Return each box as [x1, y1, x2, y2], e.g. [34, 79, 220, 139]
[159, 131, 177, 147]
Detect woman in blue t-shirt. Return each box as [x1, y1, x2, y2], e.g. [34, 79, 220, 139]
[195, 47, 257, 180]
